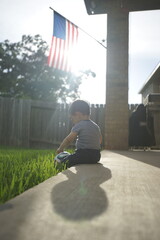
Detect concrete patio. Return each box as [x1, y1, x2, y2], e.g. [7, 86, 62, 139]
[0, 150, 160, 240]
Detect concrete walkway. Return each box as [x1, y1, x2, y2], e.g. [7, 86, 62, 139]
[0, 150, 160, 240]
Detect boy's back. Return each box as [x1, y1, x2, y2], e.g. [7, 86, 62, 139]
[72, 119, 101, 150]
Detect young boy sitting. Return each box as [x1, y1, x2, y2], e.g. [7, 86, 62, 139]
[56, 100, 102, 167]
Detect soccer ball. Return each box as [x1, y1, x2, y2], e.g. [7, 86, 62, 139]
[54, 151, 70, 163]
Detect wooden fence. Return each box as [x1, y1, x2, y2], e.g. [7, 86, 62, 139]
[0, 97, 137, 149]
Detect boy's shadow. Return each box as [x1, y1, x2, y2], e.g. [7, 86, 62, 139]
[51, 164, 112, 221]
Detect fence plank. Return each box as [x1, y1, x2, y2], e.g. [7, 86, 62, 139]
[29, 100, 56, 148]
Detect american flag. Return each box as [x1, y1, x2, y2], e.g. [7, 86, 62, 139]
[48, 11, 79, 72]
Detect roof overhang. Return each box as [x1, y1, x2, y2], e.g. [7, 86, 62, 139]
[84, 0, 160, 15]
[139, 63, 160, 94]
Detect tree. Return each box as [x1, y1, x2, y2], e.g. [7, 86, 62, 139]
[0, 35, 95, 102]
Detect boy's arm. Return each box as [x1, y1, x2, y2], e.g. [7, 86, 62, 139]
[57, 131, 78, 153]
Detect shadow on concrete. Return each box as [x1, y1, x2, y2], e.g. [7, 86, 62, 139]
[0, 203, 13, 212]
[51, 163, 111, 221]
[114, 150, 160, 168]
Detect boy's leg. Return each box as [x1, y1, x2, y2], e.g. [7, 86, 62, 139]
[62, 149, 101, 168]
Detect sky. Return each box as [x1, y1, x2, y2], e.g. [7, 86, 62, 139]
[0, 0, 160, 104]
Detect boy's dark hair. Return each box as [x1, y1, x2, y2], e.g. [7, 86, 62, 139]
[69, 100, 90, 115]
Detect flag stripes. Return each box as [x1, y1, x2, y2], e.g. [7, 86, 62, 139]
[48, 11, 79, 72]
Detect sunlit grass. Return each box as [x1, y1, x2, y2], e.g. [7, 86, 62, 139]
[0, 147, 67, 204]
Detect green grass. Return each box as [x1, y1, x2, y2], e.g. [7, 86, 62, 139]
[0, 147, 67, 204]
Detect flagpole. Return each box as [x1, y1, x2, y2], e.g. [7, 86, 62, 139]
[49, 7, 107, 50]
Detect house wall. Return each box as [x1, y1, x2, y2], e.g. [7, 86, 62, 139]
[153, 82, 160, 93]
[142, 83, 154, 104]
[140, 70, 160, 148]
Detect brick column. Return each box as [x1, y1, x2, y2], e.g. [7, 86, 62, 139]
[105, 9, 129, 150]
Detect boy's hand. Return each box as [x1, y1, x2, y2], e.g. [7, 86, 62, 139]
[56, 148, 63, 154]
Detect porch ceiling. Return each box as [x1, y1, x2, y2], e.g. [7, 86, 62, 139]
[84, 0, 160, 15]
